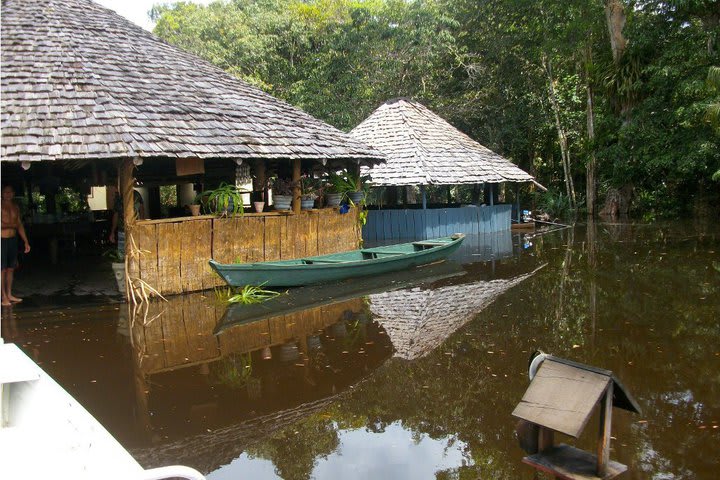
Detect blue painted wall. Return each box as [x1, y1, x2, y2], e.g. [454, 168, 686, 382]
[363, 205, 512, 241]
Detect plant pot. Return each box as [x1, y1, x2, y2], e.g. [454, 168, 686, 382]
[253, 201, 265, 213]
[325, 192, 342, 207]
[301, 197, 315, 210]
[189, 204, 201, 216]
[348, 191, 365, 204]
[273, 195, 292, 211]
[111, 262, 126, 295]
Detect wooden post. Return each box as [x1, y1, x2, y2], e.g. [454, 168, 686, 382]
[597, 382, 613, 476]
[516, 184, 521, 222]
[538, 427, 554, 452]
[489, 184, 495, 206]
[292, 158, 301, 214]
[420, 184, 427, 210]
[253, 159, 267, 202]
[118, 158, 135, 302]
[119, 158, 136, 234]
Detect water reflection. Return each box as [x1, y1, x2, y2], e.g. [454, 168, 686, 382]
[128, 294, 394, 470]
[5, 222, 719, 479]
[368, 264, 544, 359]
[210, 421, 472, 480]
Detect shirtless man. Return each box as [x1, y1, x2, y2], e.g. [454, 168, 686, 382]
[1, 184, 30, 306]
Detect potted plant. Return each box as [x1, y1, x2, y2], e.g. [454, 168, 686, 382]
[271, 177, 295, 211]
[103, 248, 125, 295]
[300, 176, 321, 210]
[202, 182, 245, 217]
[252, 177, 273, 213]
[189, 192, 203, 216]
[329, 170, 371, 205]
[323, 180, 343, 207]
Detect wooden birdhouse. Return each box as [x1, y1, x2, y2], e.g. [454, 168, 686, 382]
[512, 354, 641, 480]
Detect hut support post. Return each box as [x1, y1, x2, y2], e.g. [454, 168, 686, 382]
[597, 382, 613, 475]
[253, 159, 267, 202]
[119, 158, 136, 236]
[292, 158, 301, 214]
[421, 185, 427, 210]
[516, 184, 521, 222]
[119, 158, 135, 302]
[489, 184, 495, 206]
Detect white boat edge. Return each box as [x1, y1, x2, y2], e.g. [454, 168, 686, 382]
[0, 341, 206, 480]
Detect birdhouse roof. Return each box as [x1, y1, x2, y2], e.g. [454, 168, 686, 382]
[511, 356, 641, 438]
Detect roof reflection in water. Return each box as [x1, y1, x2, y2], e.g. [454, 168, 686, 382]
[369, 265, 544, 360]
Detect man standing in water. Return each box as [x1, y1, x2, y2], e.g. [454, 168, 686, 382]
[1, 184, 31, 306]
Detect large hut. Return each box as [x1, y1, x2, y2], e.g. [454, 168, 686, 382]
[1, 0, 384, 298]
[350, 98, 540, 241]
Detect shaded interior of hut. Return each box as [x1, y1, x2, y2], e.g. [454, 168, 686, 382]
[0, 158, 329, 298]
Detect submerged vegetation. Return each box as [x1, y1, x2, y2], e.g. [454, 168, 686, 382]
[152, 0, 720, 218]
[214, 284, 284, 304]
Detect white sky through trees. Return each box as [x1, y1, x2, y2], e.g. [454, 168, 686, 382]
[94, 0, 213, 31]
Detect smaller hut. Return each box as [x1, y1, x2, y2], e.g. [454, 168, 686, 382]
[351, 98, 542, 241]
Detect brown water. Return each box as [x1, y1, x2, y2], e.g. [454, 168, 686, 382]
[3, 220, 719, 479]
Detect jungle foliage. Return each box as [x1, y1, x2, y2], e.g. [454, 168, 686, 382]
[151, 0, 720, 217]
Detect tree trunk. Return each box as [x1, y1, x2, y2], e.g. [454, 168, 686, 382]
[604, 0, 627, 63]
[543, 54, 576, 209]
[586, 45, 598, 216]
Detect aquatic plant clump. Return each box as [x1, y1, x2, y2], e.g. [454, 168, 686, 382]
[215, 284, 284, 304]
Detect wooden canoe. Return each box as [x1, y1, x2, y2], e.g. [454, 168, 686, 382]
[209, 234, 465, 287]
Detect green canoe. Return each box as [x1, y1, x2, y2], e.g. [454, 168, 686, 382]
[209, 234, 465, 287]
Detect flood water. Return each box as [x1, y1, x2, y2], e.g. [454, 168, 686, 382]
[3, 220, 719, 479]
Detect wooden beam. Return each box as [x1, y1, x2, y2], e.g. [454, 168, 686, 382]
[292, 158, 301, 213]
[597, 382, 613, 476]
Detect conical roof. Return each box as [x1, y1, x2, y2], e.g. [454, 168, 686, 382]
[0, 0, 384, 165]
[351, 98, 533, 186]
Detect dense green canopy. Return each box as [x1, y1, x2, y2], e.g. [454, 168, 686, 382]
[151, 0, 720, 218]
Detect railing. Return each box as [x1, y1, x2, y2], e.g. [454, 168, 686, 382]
[129, 208, 360, 296]
[363, 204, 512, 241]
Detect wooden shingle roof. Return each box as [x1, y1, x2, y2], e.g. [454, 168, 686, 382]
[0, 0, 384, 164]
[351, 98, 534, 186]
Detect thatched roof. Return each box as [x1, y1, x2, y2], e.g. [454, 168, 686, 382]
[351, 98, 534, 186]
[0, 0, 384, 165]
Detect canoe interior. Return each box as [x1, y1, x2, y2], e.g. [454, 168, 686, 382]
[255, 237, 460, 266]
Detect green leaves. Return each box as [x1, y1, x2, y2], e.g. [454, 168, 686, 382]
[203, 182, 245, 217]
[151, 0, 720, 217]
[215, 284, 284, 304]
